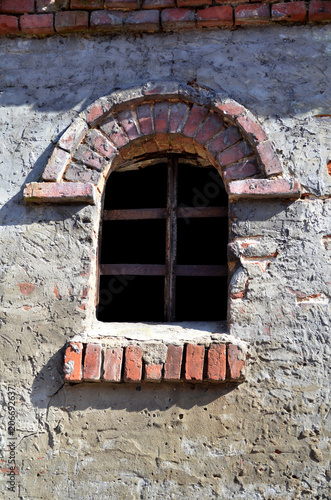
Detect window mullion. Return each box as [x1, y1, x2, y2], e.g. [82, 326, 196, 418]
[164, 156, 178, 322]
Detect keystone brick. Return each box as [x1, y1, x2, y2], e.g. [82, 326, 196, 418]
[217, 140, 252, 167]
[64, 162, 102, 184]
[117, 110, 140, 140]
[228, 178, 301, 199]
[64, 342, 83, 382]
[143, 0, 175, 9]
[103, 347, 123, 382]
[136, 104, 153, 135]
[125, 10, 160, 31]
[195, 113, 224, 144]
[227, 344, 245, 380]
[185, 344, 205, 381]
[90, 10, 124, 30]
[182, 105, 208, 137]
[123, 346, 143, 382]
[74, 145, 109, 171]
[20, 14, 55, 35]
[178, 0, 212, 6]
[235, 3, 270, 25]
[309, 1, 331, 22]
[144, 363, 163, 382]
[23, 182, 96, 204]
[0, 15, 19, 35]
[154, 102, 169, 133]
[0, 0, 34, 14]
[272, 2, 307, 22]
[236, 113, 267, 143]
[223, 159, 259, 181]
[100, 117, 129, 148]
[37, 0, 70, 13]
[161, 8, 195, 30]
[105, 0, 139, 10]
[42, 147, 71, 182]
[208, 126, 242, 156]
[58, 118, 88, 153]
[207, 344, 226, 381]
[256, 140, 283, 175]
[83, 343, 102, 381]
[164, 345, 183, 380]
[55, 10, 89, 32]
[85, 130, 117, 159]
[196, 6, 233, 27]
[71, 0, 103, 9]
[169, 102, 189, 133]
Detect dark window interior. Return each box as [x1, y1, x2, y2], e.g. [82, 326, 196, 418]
[97, 156, 228, 322]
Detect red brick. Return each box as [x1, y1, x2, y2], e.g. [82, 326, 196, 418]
[143, 0, 175, 9]
[178, 0, 211, 6]
[161, 8, 195, 30]
[235, 3, 270, 25]
[197, 6, 233, 27]
[85, 129, 117, 159]
[227, 344, 245, 380]
[42, 147, 71, 182]
[125, 10, 160, 31]
[217, 140, 252, 167]
[23, 182, 96, 204]
[103, 347, 123, 382]
[58, 118, 88, 153]
[228, 178, 301, 199]
[169, 102, 189, 133]
[144, 363, 163, 382]
[256, 140, 282, 175]
[117, 109, 140, 140]
[182, 104, 208, 137]
[71, 0, 103, 9]
[272, 2, 306, 22]
[55, 10, 88, 32]
[37, 0, 70, 13]
[208, 125, 242, 156]
[64, 162, 102, 184]
[214, 99, 245, 118]
[0, 0, 34, 14]
[154, 102, 170, 133]
[207, 344, 226, 381]
[141, 138, 159, 155]
[83, 343, 102, 381]
[90, 10, 124, 30]
[137, 104, 153, 135]
[100, 117, 129, 148]
[164, 345, 183, 380]
[309, 1, 331, 22]
[123, 346, 143, 382]
[0, 15, 19, 34]
[185, 344, 205, 381]
[236, 113, 267, 143]
[195, 113, 224, 144]
[223, 159, 259, 181]
[20, 14, 55, 35]
[105, 0, 139, 10]
[64, 342, 83, 382]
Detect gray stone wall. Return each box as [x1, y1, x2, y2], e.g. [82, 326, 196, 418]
[0, 26, 330, 498]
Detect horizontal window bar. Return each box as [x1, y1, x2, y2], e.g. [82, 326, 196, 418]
[103, 206, 227, 221]
[101, 264, 227, 277]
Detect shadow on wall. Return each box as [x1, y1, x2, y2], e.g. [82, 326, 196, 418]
[30, 347, 238, 412]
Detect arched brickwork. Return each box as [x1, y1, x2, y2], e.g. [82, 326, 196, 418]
[23, 81, 301, 204]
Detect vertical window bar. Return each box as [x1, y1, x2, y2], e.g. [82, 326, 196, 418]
[164, 156, 178, 321]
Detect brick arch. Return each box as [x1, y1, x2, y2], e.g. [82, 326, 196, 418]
[24, 81, 300, 204]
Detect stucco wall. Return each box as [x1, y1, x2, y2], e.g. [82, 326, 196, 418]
[0, 26, 330, 499]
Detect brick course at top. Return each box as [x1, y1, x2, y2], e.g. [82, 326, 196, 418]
[0, 1, 330, 36]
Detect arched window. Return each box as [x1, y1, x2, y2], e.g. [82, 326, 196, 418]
[97, 154, 228, 323]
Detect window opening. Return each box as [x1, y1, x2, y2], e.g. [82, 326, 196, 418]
[98, 155, 228, 323]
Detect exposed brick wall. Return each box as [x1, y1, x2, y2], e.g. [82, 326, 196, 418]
[0, 1, 330, 36]
[64, 341, 246, 383]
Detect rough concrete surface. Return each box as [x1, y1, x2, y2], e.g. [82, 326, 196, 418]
[0, 26, 330, 498]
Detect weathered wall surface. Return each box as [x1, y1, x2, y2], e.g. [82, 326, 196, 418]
[0, 26, 330, 499]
